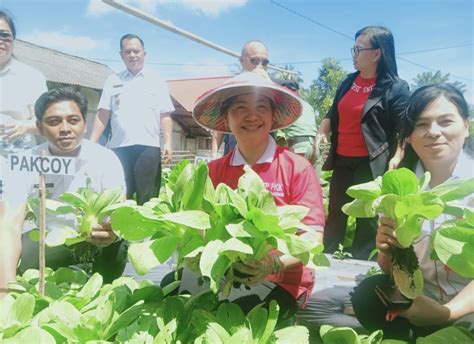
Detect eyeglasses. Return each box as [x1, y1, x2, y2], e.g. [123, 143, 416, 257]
[351, 46, 376, 57]
[248, 57, 270, 67]
[0, 31, 13, 43]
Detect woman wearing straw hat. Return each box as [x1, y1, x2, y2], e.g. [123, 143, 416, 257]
[185, 71, 325, 315]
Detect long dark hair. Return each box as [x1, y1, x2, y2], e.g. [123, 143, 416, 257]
[400, 83, 470, 168]
[356, 26, 398, 79]
[0, 9, 16, 38]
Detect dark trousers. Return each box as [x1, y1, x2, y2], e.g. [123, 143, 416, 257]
[351, 274, 440, 342]
[323, 155, 378, 260]
[20, 236, 128, 284]
[112, 145, 162, 205]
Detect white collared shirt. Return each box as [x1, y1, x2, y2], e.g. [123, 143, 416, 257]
[26, 140, 126, 199]
[98, 67, 175, 148]
[20, 140, 126, 234]
[414, 152, 473, 302]
[230, 135, 276, 166]
[0, 58, 47, 121]
[0, 58, 47, 154]
[0, 157, 27, 208]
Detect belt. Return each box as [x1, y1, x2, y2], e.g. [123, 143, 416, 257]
[287, 136, 314, 145]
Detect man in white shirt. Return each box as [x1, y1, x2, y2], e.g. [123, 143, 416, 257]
[15, 88, 127, 282]
[90, 33, 174, 205]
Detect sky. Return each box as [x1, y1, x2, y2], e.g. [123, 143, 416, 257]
[3, 0, 473, 103]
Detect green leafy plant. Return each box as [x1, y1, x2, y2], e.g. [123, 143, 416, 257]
[27, 180, 124, 247]
[58, 181, 123, 241]
[318, 324, 473, 344]
[342, 168, 474, 298]
[25, 181, 125, 271]
[111, 161, 329, 294]
[332, 244, 353, 260]
[431, 208, 474, 278]
[1, 267, 310, 343]
[365, 266, 383, 277]
[193, 301, 309, 344]
[161, 166, 172, 190]
[320, 324, 383, 344]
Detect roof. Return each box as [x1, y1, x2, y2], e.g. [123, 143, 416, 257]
[13, 40, 114, 90]
[166, 76, 232, 136]
[166, 76, 231, 112]
[12, 39, 231, 136]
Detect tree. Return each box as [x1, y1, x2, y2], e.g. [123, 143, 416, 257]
[302, 57, 347, 125]
[269, 64, 304, 84]
[412, 70, 467, 93]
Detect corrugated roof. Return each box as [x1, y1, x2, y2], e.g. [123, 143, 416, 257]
[166, 76, 231, 112]
[12, 40, 231, 136]
[13, 40, 114, 90]
[165, 76, 232, 137]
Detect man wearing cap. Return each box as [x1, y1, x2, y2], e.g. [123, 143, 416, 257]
[277, 80, 319, 165]
[182, 71, 325, 314]
[90, 33, 174, 205]
[210, 40, 270, 158]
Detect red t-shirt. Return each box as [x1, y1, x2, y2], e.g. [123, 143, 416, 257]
[336, 74, 376, 156]
[208, 146, 325, 303]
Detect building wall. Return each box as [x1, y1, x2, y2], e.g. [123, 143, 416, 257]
[45, 82, 211, 154]
[79, 87, 101, 135]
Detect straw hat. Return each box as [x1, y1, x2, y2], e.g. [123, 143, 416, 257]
[192, 72, 303, 133]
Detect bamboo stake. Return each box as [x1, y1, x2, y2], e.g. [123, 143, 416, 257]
[102, 0, 297, 76]
[38, 155, 46, 297]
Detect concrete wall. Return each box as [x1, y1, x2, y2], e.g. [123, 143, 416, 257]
[45, 82, 211, 154]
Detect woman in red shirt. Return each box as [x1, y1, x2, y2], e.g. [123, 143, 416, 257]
[184, 71, 325, 315]
[316, 26, 410, 259]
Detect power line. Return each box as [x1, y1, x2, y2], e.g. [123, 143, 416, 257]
[102, 0, 296, 75]
[397, 43, 473, 55]
[269, 0, 473, 82]
[88, 42, 473, 69]
[86, 57, 234, 66]
[269, 0, 352, 40]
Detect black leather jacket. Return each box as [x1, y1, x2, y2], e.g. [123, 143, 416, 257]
[322, 72, 410, 178]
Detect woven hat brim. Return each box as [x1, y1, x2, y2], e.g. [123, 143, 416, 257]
[192, 81, 303, 133]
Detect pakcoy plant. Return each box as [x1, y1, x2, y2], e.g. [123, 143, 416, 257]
[431, 208, 474, 279]
[1, 267, 310, 343]
[110, 160, 328, 295]
[342, 167, 474, 299]
[26, 179, 124, 267]
[318, 324, 473, 344]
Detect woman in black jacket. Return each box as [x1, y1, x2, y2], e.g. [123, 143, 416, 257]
[316, 26, 410, 259]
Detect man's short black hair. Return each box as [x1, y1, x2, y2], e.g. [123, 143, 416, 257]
[120, 33, 144, 50]
[35, 87, 88, 122]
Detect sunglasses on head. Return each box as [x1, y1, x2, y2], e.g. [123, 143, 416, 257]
[0, 31, 13, 43]
[249, 57, 270, 67]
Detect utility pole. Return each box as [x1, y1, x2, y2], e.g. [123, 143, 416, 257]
[102, 0, 296, 76]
